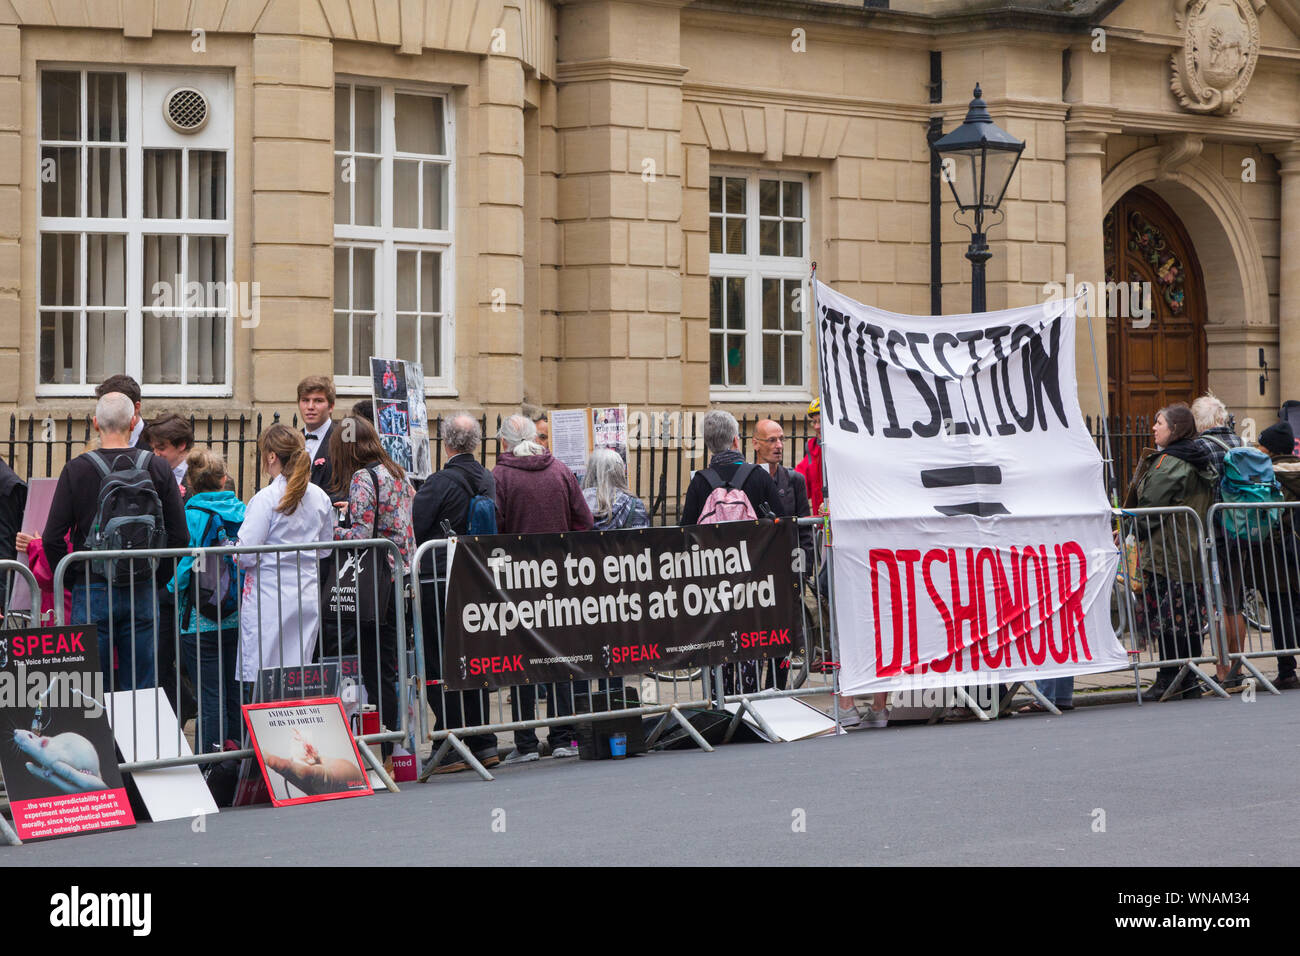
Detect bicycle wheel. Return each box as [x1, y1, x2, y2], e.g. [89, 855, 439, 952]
[651, 667, 703, 683]
[1243, 588, 1271, 632]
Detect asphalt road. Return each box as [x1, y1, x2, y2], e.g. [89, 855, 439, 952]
[7, 692, 1299, 866]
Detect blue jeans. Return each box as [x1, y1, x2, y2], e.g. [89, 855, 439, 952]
[72, 581, 157, 690]
[1035, 676, 1074, 707]
[180, 624, 243, 756]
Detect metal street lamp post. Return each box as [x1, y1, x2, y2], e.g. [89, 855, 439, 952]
[931, 84, 1026, 313]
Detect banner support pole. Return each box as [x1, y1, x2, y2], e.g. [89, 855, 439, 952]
[1079, 291, 1118, 503]
[810, 267, 847, 729]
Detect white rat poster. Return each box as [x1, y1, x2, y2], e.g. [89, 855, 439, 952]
[0, 624, 137, 841]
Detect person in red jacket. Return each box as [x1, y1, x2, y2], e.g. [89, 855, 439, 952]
[796, 397, 825, 516]
[493, 415, 594, 764]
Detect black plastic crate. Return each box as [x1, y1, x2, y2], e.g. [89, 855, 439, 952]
[573, 685, 646, 760]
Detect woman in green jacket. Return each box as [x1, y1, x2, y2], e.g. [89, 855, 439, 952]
[1127, 403, 1217, 700]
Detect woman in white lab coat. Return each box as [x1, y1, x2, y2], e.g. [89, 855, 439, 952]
[236, 423, 334, 689]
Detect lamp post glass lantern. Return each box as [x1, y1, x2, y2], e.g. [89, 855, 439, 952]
[932, 84, 1025, 313]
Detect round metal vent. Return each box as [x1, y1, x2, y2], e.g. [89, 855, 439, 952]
[163, 87, 209, 134]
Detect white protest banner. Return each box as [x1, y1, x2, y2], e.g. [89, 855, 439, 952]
[813, 281, 1126, 694]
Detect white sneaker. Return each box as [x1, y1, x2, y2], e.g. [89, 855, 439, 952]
[862, 707, 889, 729]
[502, 749, 540, 765]
[834, 703, 862, 728]
[550, 745, 578, 758]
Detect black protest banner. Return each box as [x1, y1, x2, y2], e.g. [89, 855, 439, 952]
[443, 521, 802, 689]
[0, 625, 137, 841]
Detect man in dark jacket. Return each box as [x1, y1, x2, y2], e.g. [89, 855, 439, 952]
[298, 375, 337, 492]
[753, 418, 809, 691]
[493, 415, 594, 764]
[413, 413, 499, 771]
[43, 392, 188, 690]
[683, 410, 786, 697]
[0, 456, 26, 612]
[681, 410, 785, 525]
[1259, 421, 1300, 689]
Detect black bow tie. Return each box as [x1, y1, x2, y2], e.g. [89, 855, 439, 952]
[304, 431, 319, 442]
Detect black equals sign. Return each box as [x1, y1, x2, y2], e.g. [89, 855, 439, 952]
[920, 465, 1009, 517]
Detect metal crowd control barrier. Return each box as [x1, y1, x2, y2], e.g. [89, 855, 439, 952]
[1206, 500, 1300, 696]
[0, 558, 43, 629]
[50, 538, 408, 792]
[410, 517, 833, 781]
[412, 536, 721, 783]
[1112, 504, 1229, 702]
[710, 516, 838, 739]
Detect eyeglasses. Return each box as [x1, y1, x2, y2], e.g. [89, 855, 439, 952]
[752, 436, 784, 444]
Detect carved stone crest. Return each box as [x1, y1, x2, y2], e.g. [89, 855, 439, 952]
[1170, 0, 1265, 114]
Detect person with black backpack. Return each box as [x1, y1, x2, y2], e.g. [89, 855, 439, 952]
[412, 413, 500, 773]
[43, 392, 188, 690]
[167, 447, 246, 757]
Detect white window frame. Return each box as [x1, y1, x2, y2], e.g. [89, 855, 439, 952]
[708, 168, 811, 402]
[36, 67, 234, 398]
[333, 78, 456, 396]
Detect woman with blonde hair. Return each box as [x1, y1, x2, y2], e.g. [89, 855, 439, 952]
[236, 424, 333, 693]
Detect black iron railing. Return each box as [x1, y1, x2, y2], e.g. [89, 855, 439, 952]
[3, 410, 1149, 523]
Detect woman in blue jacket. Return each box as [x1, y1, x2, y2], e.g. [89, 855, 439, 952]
[168, 447, 246, 756]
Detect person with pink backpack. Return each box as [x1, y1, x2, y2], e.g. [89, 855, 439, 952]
[681, 410, 784, 525]
[681, 411, 786, 697]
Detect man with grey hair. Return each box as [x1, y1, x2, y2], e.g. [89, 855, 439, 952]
[680, 409, 786, 699]
[43, 392, 188, 690]
[681, 410, 784, 525]
[493, 412, 593, 763]
[1193, 391, 1248, 689]
[413, 412, 501, 772]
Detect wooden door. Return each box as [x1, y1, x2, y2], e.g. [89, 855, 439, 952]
[1104, 186, 1206, 422]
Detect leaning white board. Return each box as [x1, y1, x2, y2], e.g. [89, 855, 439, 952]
[723, 696, 839, 742]
[106, 689, 218, 822]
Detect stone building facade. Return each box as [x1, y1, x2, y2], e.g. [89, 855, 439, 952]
[1, 0, 1296, 444]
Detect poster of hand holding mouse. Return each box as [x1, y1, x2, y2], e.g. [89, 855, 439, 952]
[0, 624, 136, 841]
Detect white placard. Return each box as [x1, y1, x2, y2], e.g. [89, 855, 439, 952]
[106, 689, 218, 822]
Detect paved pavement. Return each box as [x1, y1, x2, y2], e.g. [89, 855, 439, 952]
[6, 688, 1299, 866]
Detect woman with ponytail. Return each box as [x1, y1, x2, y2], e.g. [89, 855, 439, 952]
[235, 423, 333, 692]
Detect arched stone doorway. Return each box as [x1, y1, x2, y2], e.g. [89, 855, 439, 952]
[1104, 186, 1207, 422]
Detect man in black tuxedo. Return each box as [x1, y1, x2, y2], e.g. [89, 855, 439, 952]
[297, 375, 337, 492]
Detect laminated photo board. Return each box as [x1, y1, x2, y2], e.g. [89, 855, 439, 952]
[370, 356, 432, 479]
[550, 405, 628, 483]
